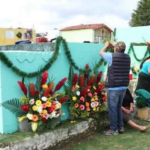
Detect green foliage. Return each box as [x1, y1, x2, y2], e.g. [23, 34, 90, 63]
[129, 0, 150, 26]
[128, 45, 150, 62]
[2, 98, 26, 117]
[0, 36, 105, 78]
[20, 96, 29, 104]
[136, 96, 146, 108]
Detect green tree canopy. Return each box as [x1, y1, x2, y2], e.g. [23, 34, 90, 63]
[129, 0, 150, 27]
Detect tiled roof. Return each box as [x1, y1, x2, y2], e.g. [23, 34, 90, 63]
[60, 24, 113, 32]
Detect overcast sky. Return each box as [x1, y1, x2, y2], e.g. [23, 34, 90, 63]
[0, 0, 139, 39]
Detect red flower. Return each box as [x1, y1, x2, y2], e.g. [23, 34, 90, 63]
[59, 97, 68, 103]
[42, 118, 47, 123]
[40, 71, 48, 86]
[96, 71, 102, 84]
[20, 105, 29, 112]
[72, 73, 78, 87]
[48, 105, 55, 113]
[85, 64, 89, 69]
[54, 78, 67, 92]
[18, 81, 27, 97]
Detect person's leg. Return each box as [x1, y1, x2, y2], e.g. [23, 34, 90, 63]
[117, 89, 126, 129]
[127, 120, 149, 131]
[106, 90, 119, 132]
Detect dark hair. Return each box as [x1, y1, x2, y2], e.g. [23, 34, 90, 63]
[140, 56, 150, 69]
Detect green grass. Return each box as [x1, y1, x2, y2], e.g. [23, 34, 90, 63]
[65, 119, 150, 150]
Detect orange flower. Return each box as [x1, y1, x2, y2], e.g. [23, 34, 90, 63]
[86, 107, 90, 111]
[74, 103, 79, 108]
[86, 102, 90, 107]
[40, 111, 44, 117]
[32, 115, 38, 121]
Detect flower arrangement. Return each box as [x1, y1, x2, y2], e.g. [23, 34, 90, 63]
[3, 71, 68, 132]
[131, 65, 140, 75]
[25, 29, 32, 39]
[66, 65, 107, 119]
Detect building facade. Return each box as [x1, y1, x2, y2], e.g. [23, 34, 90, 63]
[60, 24, 113, 43]
[0, 28, 36, 46]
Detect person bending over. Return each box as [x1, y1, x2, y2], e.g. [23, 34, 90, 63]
[121, 88, 149, 132]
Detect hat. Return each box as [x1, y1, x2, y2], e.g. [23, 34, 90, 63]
[114, 42, 126, 51]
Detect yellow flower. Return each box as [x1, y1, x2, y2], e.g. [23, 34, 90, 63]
[46, 101, 52, 107]
[87, 89, 90, 92]
[32, 105, 37, 111]
[93, 107, 96, 111]
[36, 100, 42, 106]
[98, 82, 101, 86]
[43, 109, 48, 114]
[91, 98, 95, 102]
[97, 107, 99, 111]
[93, 86, 96, 90]
[72, 96, 77, 101]
[42, 84, 48, 89]
[75, 85, 80, 89]
[95, 97, 98, 101]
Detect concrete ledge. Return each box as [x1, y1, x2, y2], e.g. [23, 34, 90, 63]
[0, 120, 97, 150]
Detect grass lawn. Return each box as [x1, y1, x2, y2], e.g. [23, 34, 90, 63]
[65, 119, 150, 150]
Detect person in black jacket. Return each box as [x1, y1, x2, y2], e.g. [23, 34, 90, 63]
[120, 88, 149, 132]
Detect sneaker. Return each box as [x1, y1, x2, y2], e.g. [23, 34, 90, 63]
[118, 127, 124, 133]
[103, 129, 119, 135]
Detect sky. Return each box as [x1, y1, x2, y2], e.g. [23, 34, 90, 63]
[0, 0, 139, 39]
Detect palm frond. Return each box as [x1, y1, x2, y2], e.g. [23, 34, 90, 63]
[2, 98, 26, 117]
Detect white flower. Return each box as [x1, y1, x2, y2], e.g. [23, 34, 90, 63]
[49, 111, 56, 119]
[29, 99, 35, 105]
[134, 66, 140, 72]
[26, 113, 33, 120]
[41, 97, 47, 102]
[76, 91, 80, 96]
[37, 105, 43, 112]
[91, 102, 95, 108]
[56, 101, 61, 109]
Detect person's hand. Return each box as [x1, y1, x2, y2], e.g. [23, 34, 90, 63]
[126, 109, 131, 115]
[130, 107, 134, 112]
[105, 42, 110, 48]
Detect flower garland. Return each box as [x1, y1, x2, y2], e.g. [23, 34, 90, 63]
[128, 43, 150, 62]
[0, 36, 109, 78]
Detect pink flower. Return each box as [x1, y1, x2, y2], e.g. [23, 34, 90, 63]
[88, 93, 92, 97]
[43, 113, 49, 119]
[53, 101, 57, 105]
[80, 104, 85, 111]
[80, 96, 85, 103]
[91, 102, 95, 108]
[94, 101, 99, 107]
[94, 92, 97, 95]
[29, 99, 35, 105]
[42, 103, 47, 108]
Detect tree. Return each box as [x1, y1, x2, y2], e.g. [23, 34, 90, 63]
[129, 0, 150, 27]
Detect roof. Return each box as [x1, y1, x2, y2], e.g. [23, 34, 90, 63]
[60, 24, 113, 32]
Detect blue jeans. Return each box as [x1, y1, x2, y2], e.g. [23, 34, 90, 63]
[107, 89, 126, 131]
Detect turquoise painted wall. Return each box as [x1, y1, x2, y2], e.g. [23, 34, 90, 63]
[116, 26, 150, 67]
[0, 42, 104, 133]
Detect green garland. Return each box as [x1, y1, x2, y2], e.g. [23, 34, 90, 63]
[128, 44, 150, 62]
[0, 36, 107, 78]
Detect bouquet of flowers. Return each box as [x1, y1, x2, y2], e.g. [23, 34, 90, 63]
[3, 71, 68, 132]
[131, 65, 140, 75]
[66, 65, 107, 119]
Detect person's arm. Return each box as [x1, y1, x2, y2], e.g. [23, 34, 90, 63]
[130, 103, 134, 112]
[121, 106, 131, 114]
[99, 42, 110, 57]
